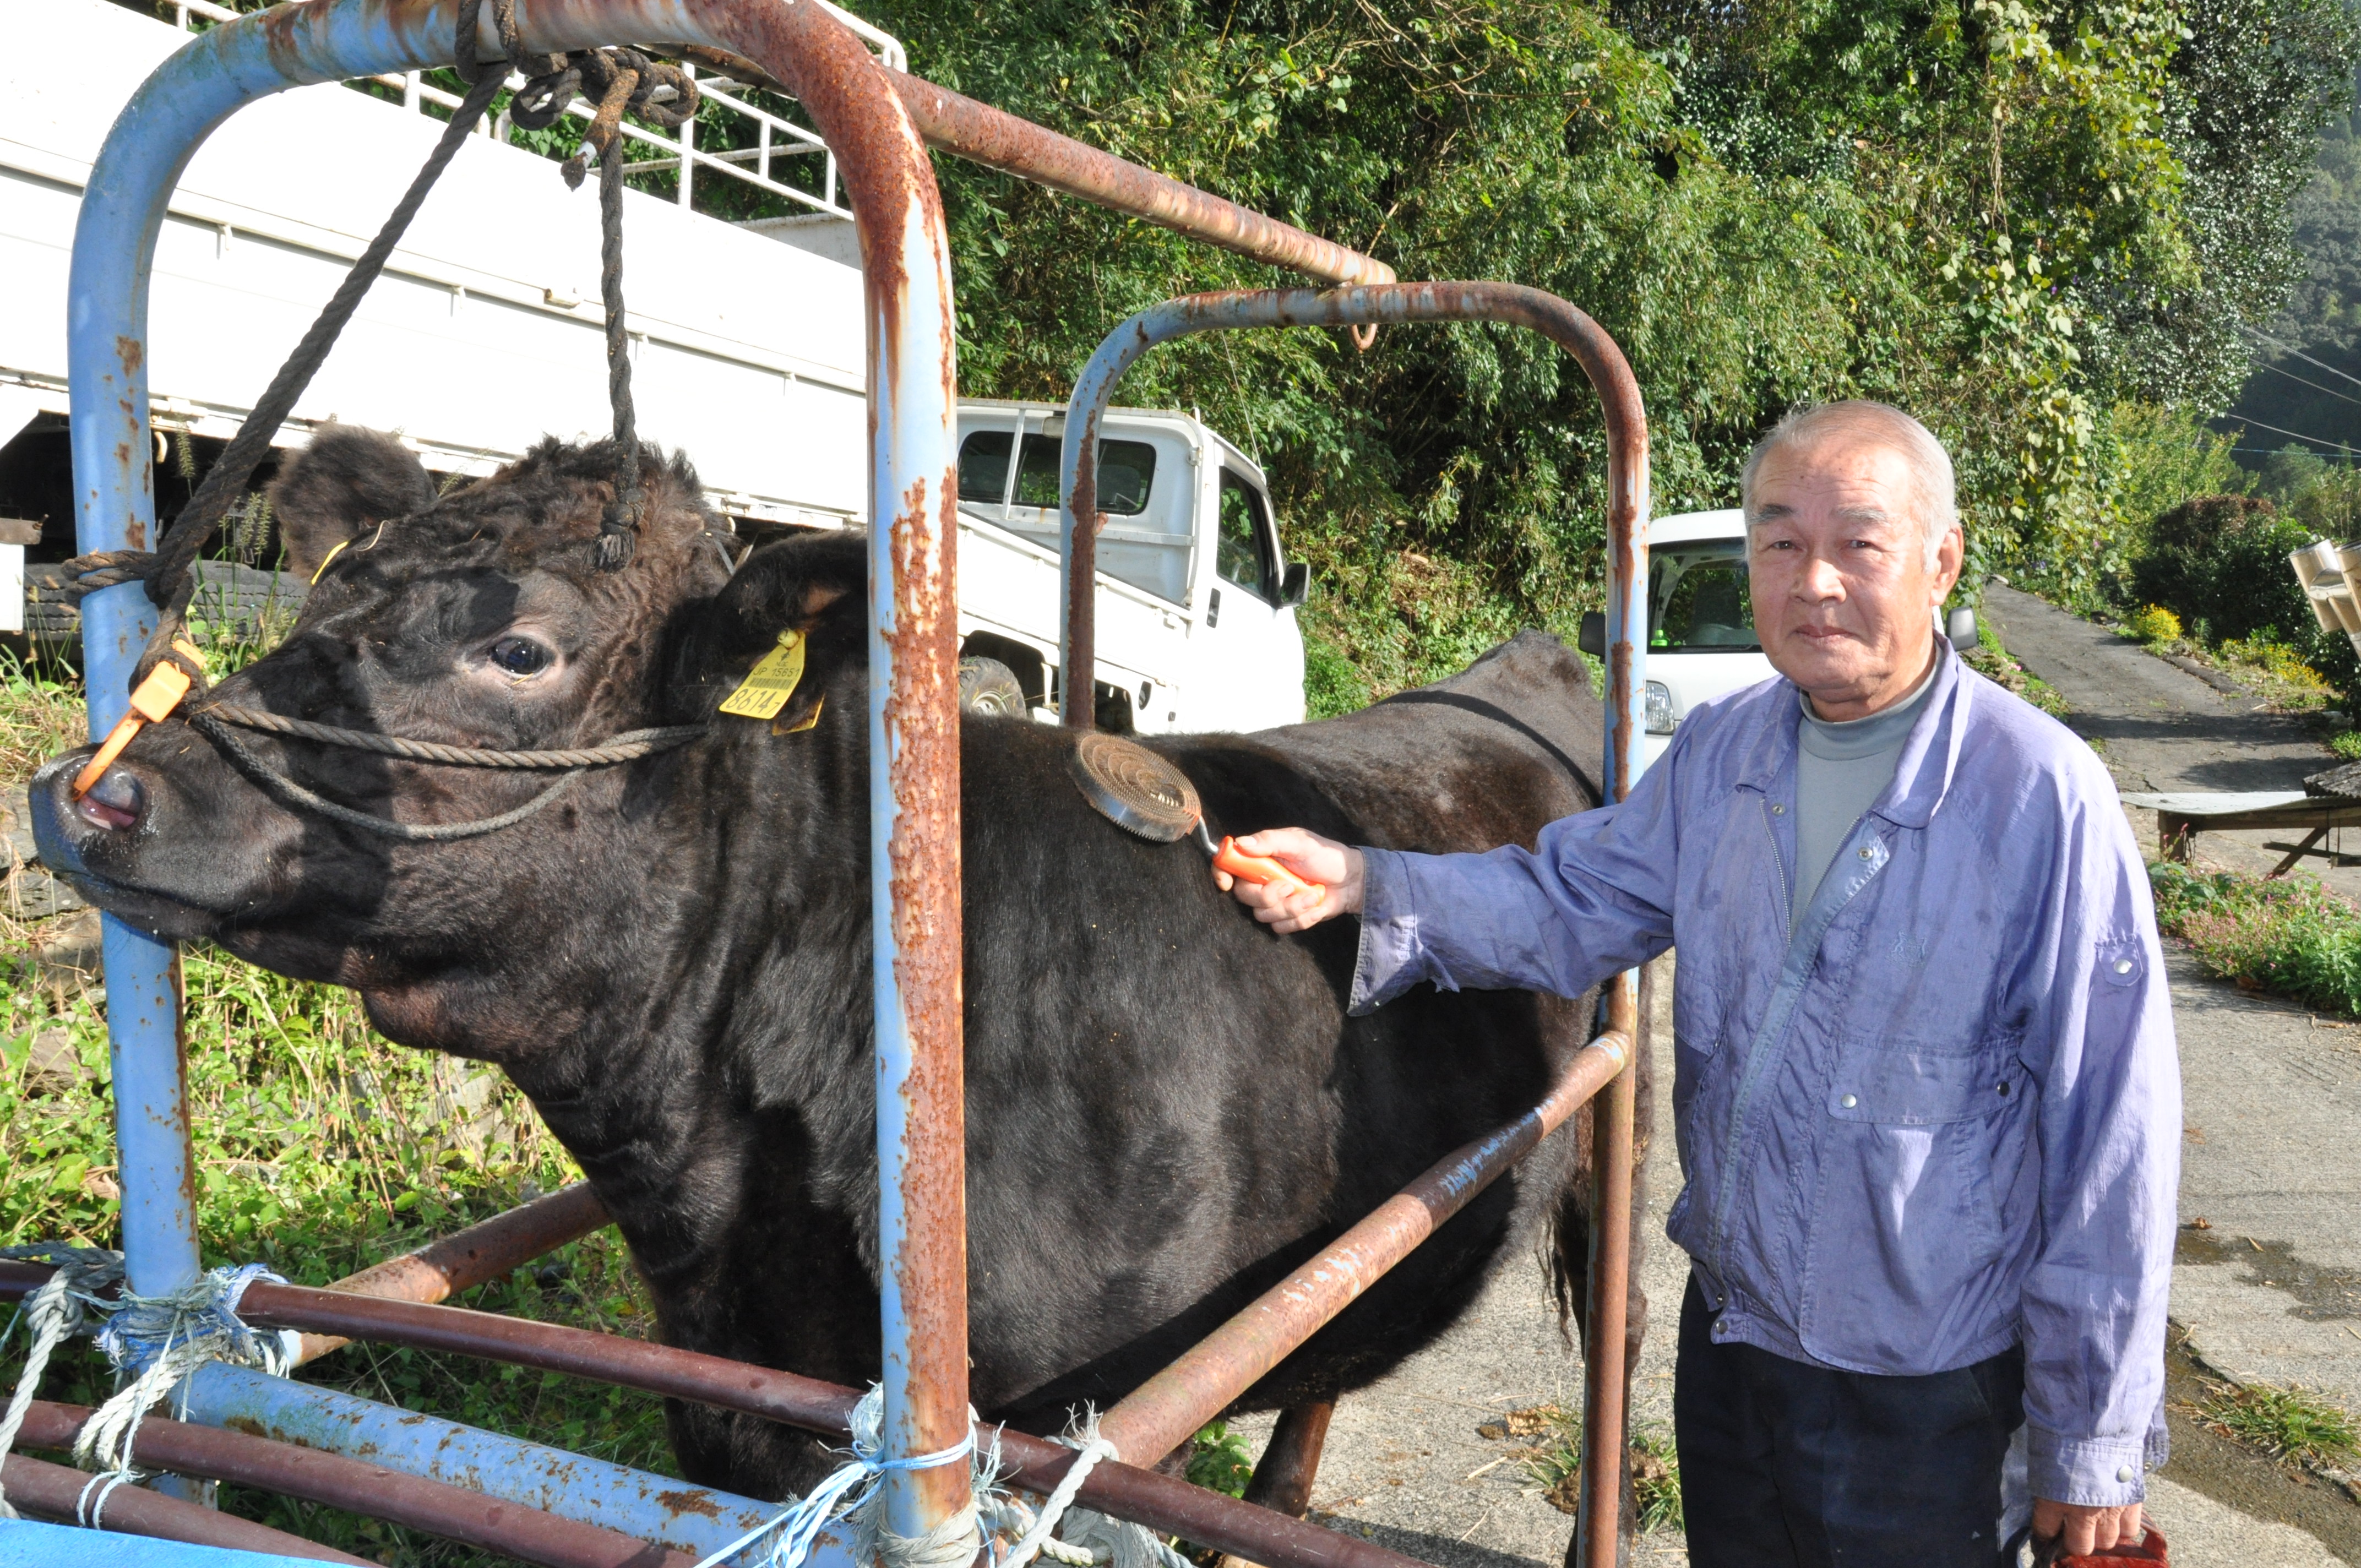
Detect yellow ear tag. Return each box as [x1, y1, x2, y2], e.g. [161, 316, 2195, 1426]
[718, 629, 806, 720]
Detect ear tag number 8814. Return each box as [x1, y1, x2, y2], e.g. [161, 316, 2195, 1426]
[719, 630, 807, 720]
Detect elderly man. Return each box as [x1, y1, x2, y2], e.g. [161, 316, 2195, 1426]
[1220, 401, 2178, 1566]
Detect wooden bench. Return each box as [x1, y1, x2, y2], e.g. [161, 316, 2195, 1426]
[2121, 790, 2361, 876]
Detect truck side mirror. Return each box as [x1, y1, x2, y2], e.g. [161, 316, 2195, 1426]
[1280, 562, 1310, 607]
[1579, 611, 1606, 658]
[1945, 606, 1979, 652]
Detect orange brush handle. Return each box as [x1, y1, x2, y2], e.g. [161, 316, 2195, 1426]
[1214, 836, 1325, 903]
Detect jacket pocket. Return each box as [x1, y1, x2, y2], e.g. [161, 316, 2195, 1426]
[1797, 1034, 2026, 1370]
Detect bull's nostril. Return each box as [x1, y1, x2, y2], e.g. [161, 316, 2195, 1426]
[76, 769, 145, 831]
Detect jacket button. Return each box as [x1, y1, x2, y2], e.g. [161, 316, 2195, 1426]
[1858, 846, 1874, 859]
[1771, 803, 1786, 815]
[1996, 1081, 2011, 1098]
[2117, 1464, 2135, 1483]
[2114, 959, 2134, 974]
[1840, 1093, 1858, 1109]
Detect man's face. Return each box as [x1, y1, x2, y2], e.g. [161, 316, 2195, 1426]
[1746, 433, 1965, 720]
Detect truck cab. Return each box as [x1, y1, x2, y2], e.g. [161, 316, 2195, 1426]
[950, 400, 1308, 734]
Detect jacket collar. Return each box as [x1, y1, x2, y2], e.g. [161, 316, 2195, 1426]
[1734, 639, 1969, 830]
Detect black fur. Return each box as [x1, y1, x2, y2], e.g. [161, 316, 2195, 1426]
[268, 424, 442, 580]
[35, 433, 1646, 1501]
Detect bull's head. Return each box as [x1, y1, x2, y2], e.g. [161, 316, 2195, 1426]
[29, 427, 864, 1055]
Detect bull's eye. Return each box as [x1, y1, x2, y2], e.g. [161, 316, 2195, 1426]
[488, 635, 553, 677]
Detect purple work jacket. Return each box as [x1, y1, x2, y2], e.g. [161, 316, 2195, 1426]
[1351, 641, 2179, 1507]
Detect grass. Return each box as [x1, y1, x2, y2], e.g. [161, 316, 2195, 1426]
[1960, 615, 2071, 719]
[1499, 1403, 1683, 1534]
[1, 622, 667, 1566]
[2197, 1380, 2359, 1471]
[2149, 861, 2361, 1019]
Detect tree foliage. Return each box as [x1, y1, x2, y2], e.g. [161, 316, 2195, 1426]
[869, 0, 2361, 689]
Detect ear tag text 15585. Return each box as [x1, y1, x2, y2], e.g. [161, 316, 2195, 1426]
[718, 630, 806, 720]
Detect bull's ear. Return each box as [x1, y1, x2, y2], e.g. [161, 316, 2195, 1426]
[672, 531, 867, 728]
[269, 425, 436, 580]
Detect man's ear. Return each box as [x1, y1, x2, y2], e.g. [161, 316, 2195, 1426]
[269, 425, 436, 580]
[671, 531, 867, 731]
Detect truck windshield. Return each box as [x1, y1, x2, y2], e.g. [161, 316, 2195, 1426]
[1013, 435, 1156, 514]
[1650, 542, 1759, 651]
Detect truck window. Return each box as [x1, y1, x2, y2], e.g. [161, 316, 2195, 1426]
[1216, 470, 1277, 602]
[1013, 435, 1156, 514]
[1649, 542, 1759, 650]
[958, 431, 1015, 504]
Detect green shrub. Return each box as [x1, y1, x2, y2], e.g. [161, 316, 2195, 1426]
[2332, 729, 2361, 761]
[2132, 496, 2358, 695]
[2123, 604, 2183, 644]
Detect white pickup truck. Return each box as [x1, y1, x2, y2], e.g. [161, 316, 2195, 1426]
[1, 0, 1310, 735]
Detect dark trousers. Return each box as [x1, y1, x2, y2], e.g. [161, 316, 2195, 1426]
[1675, 1276, 2027, 1568]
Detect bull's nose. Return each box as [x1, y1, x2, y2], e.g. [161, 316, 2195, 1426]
[75, 767, 146, 832]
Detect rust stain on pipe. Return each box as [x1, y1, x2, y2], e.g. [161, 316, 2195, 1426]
[1097, 1029, 1633, 1470]
[1576, 981, 1639, 1564]
[670, 44, 1391, 288]
[13, 1401, 692, 1568]
[2, 1451, 373, 1563]
[293, 1182, 611, 1365]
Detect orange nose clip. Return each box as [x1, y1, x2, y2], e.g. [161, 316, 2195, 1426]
[1212, 835, 1326, 905]
[72, 640, 204, 799]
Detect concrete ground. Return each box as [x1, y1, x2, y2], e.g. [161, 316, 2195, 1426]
[1246, 589, 2361, 1565]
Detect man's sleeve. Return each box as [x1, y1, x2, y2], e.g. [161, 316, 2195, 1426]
[2019, 793, 2182, 1506]
[1348, 729, 1684, 1015]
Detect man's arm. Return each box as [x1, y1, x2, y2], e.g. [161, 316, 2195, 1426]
[2020, 796, 2181, 1551]
[1219, 726, 1688, 1011]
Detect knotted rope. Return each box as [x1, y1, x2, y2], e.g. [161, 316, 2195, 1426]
[690, 1386, 984, 1568]
[690, 1396, 1192, 1568]
[0, 1247, 300, 1525]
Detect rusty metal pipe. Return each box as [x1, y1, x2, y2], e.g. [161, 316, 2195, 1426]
[673, 45, 1391, 288]
[1057, 284, 1647, 735]
[1, 1451, 373, 1563]
[294, 1181, 610, 1364]
[12, 1401, 695, 1568]
[1095, 1028, 1633, 1470]
[0, 1264, 1432, 1568]
[1576, 978, 1639, 1564]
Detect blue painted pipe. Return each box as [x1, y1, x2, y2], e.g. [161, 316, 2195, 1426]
[0, 1518, 323, 1568]
[179, 1364, 840, 1564]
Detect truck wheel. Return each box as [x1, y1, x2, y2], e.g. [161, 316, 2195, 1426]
[958, 656, 1029, 717]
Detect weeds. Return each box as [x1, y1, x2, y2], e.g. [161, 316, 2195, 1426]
[1493, 1403, 1683, 1534]
[2334, 729, 2361, 763]
[2197, 1380, 2359, 1470]
[1186, 1420, 1256, 1499]
[2150, 862, 2361, 1018]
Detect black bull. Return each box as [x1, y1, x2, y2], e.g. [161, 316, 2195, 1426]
[32, 428, 1649, 1509]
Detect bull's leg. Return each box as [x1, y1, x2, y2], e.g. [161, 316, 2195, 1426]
[1240, 1399, 1336, 1518]
[1214, 1401, 1337, 1568]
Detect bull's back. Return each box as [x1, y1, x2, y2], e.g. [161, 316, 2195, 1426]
[1222, 629, 1604, 851]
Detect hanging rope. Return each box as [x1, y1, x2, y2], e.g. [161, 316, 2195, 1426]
[0, 1246, 121, 1520]
[95, 55, 508, 703]
[508, 41, 696, 570]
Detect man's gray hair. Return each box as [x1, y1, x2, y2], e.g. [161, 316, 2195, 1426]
[1738, 400, 1958, 570]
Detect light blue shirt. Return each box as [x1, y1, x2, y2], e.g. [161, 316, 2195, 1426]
[1350, 642, 2179, 1506]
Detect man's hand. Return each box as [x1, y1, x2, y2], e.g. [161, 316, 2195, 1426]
[1211, 827, 1364, 933]
[2032, 1498, 2144, 1560]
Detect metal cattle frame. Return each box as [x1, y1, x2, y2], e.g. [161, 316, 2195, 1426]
[1056, 285, 1648, 1564]
[50, 2, 1644, 1564]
